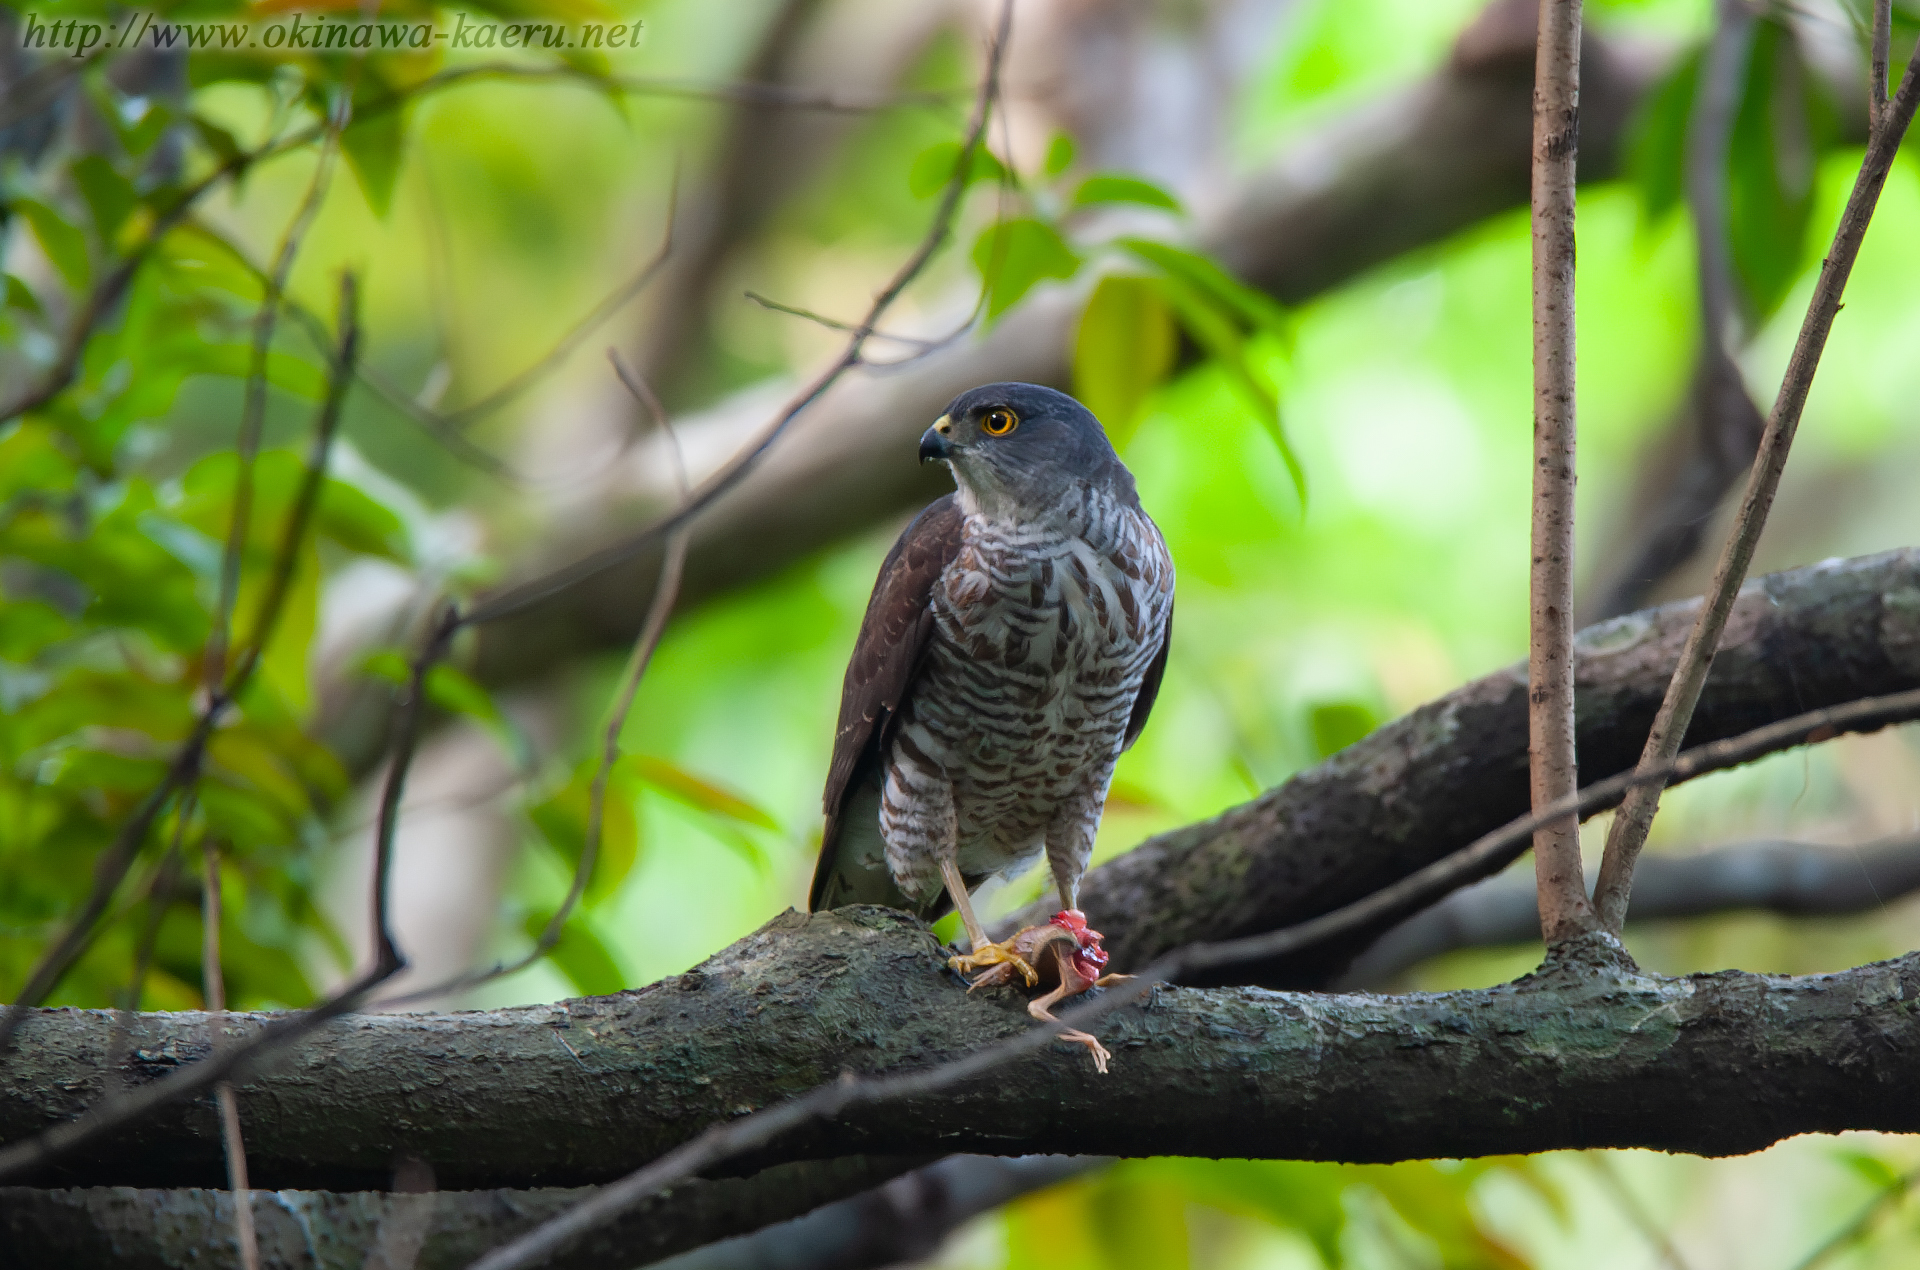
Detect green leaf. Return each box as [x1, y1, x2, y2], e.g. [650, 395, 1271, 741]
[528, 759, 641, 905]
[1148, 269, 1306, 507]
[122, 100, 177, 158]
[1071, 174, 1182, 213]
[523, 910, 625, 996]
[5, 274, 45, 318]
[1073, 274, 1176, 448]
[633, 755, 780, 830]
[70, 155, 138, 244]
[1044, 132, 1076, 177]
[249, 543, 319, 714]
[1115, 238, 1289, 336]
[14, 198, 91, 291]
[1308, 701, 1378, 758]
[316, 479, 411, 563]
[190, 115, 245, 166]
[1626, 46, 1700, 224]
[1727, 18, 1837, 321]
[341, 109, 407, 218]
[360, 650, 410, 686]
[0, 600, 70, 660]
[425, 663, 528, 765]
[1837, 1149, 1905, 1191]
[1090, 1173, 1190, 1270]
[971, 218, 1081, 320]
[908, 140, 1008, 198]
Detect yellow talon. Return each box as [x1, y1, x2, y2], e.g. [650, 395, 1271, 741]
[949, 942, 1040, 988]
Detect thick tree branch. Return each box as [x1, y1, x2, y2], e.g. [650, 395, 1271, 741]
[0, 1156, 928, 1270]
[1003, 546, 1920, 985]
[5, 908, 1920, 1194]
[1338, 831, 1920, 987]
[649, 1155, 1103, 1270]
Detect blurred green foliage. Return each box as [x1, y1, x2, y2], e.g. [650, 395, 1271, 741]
[5, 0, 1920, 1265]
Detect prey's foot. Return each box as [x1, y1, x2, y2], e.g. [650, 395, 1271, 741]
[949, 939, 1041, 988]
[1050, 1026, 1112, 1074]
[1027, 992, 1111, 1073]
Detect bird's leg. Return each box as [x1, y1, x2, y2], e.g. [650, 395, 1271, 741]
[941, 857, 1040, 987]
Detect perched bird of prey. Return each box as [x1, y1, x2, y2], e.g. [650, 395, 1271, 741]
[811, 383, 1173, 1063]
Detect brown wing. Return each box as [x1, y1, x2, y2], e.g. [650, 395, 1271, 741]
[1121, 596, 1172, 752]
[810, 495, 964, 912]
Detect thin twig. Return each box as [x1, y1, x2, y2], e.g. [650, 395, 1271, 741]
[1528, 0, 1593, 941]
[1789, 1160, 1920, 1270]
[743, 291, 943, 350]
[370, 355, 692, 1010]
[1590, 39, 1920, 931]
[227, 274, 362, 693]
[201, 840, 261, 1270]
[458, 0, 1016, 629]
[1870, 0, 1893, 137]
[377, 63, 952, 117]
[423, 180, 677, 434]
[462, 685, 1920, 1270]
[203, 94, 347, 697]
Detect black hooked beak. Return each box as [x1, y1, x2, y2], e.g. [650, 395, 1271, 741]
[919, 414, 955, 464]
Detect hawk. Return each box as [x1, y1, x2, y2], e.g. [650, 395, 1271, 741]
[811, 383, 1174, 1060]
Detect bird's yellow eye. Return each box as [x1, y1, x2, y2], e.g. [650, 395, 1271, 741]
[981, 408, 1019, 437]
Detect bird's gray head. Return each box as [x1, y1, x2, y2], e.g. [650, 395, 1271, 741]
[919, 383, 1137, 518]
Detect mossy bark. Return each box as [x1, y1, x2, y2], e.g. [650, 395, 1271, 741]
[6, 910, 1920, 1194]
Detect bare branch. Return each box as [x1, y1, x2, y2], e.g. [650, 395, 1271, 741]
[391, 62, 951, 117]
[1591, 38, 1920, 931]
[647, 1156, 1105, 1270]
[1870, 0, 1893, 137]
[744, 290, 943, 351]
[1528, 0, 1594, 942]
[1336, 831, 1920, 986]
[0, 1156, 933, 1268]
[1790, 1157, 1920, 1270]
[8, 670, 1920, 1192]
[396, 188, 677, 437]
